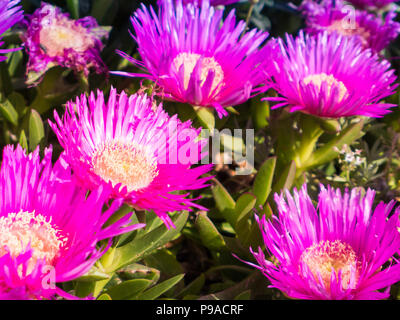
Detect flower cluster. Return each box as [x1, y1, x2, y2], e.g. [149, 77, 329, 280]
[0, 145, 145, 299]
[1, 0, 400, 302]
[299, 0, 400, 53]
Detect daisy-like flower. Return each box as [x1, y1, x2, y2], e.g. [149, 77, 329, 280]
[22, 2, 109, 85]
[49, 88, 213, 229]
[114, 0, 270, 117]
[0, 0, 23, 62]
[299, 0, 400, 53]
[265, 31, 398, 118]
[246, 184, 400, 300]
[158, 0, 240, 6]
[346, 0, 398, 10]
[0, 144, 144, 300]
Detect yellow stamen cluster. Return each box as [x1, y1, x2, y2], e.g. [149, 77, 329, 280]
[92, 140, 159, 192]
[39, 16, 95, 57]
[0, 210, 66, 272]
[300, 239, 359, 290]
[303, 73, 348, 101]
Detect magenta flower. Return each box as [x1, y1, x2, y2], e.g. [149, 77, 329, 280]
[265, 31, 398, 118]
[49, 88, 213, 229]
[299, 0, 400, 53]
[246, 184, 400, 300]
[114, 0, 270, 117]
[0, 0, 23, 62]
[0, 145, 144, 300]
[22, 2, 109, 85]
[158, 0, 240, 6]
[346, 0, 398, 9]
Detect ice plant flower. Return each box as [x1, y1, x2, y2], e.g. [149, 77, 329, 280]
[245, 184, 400, 300]
[22, 2, 109, 85]
[158, 0, 240, 6]
[265, 31, 398, 118]
[0, 144, 144, 300]
[49, 88, 213, 229]
[346, 0, 398, 10]
[0, 0, 23, 62]
[113, 0, 270, 117]
[299, 0, 400, 53]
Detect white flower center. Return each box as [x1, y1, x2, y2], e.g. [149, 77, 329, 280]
[39, 17, 95, 57]
[0, 210, 66, 272]
[91, 141, 159, 192]
[172, 52, 224, 93]
[300, 240, 359, 290]
[302, 73, 348, 101]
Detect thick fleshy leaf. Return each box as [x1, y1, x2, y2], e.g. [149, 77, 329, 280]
[195, 211, 227, 251]
[108, 212, 189, 272]
[302, 120, 365, 170]
[97, 293, 112, 300]
[106, 279, 153, 300]
[252, 157, 276, 207]
[138, 274, 185, 300]
[28, 109, 45, 151]
[212, 179, 236, 226]
[0, 97, 18, 126]
[234, 193, 257, 241]
[19, 130, 28, 151]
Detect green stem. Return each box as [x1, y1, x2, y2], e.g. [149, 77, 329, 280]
[294, 114, 324, 176]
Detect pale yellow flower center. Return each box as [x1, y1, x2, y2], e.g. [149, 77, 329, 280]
[172, 52, 224, 93]
[302, 73, 348, 101]
[91, 141, 158, 192]
[0, 210, 66, 272]
[300, 240, 359, 290]
[39, 16, 95, 57]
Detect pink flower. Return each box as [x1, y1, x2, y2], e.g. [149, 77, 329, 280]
[22, 2, 109, 85]
[0, 0, 23, 62]
[0, 145, 144, 300]
[299, 0, 400, 53]
[49, 88, 213, 229]
[265, 31, 398, 118]
[114, 0, 270, 117]
[245, 184, 400, 300]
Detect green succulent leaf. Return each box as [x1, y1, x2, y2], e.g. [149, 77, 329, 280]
[195, 211, 227, 251]
[0, 96, 18, 126]
[28, 109, 45, 151]
[138, 274, 185, 300]
[107, 212, 188, 272]
[252, 157, 276, 207]
[106, 279, 153, 300]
